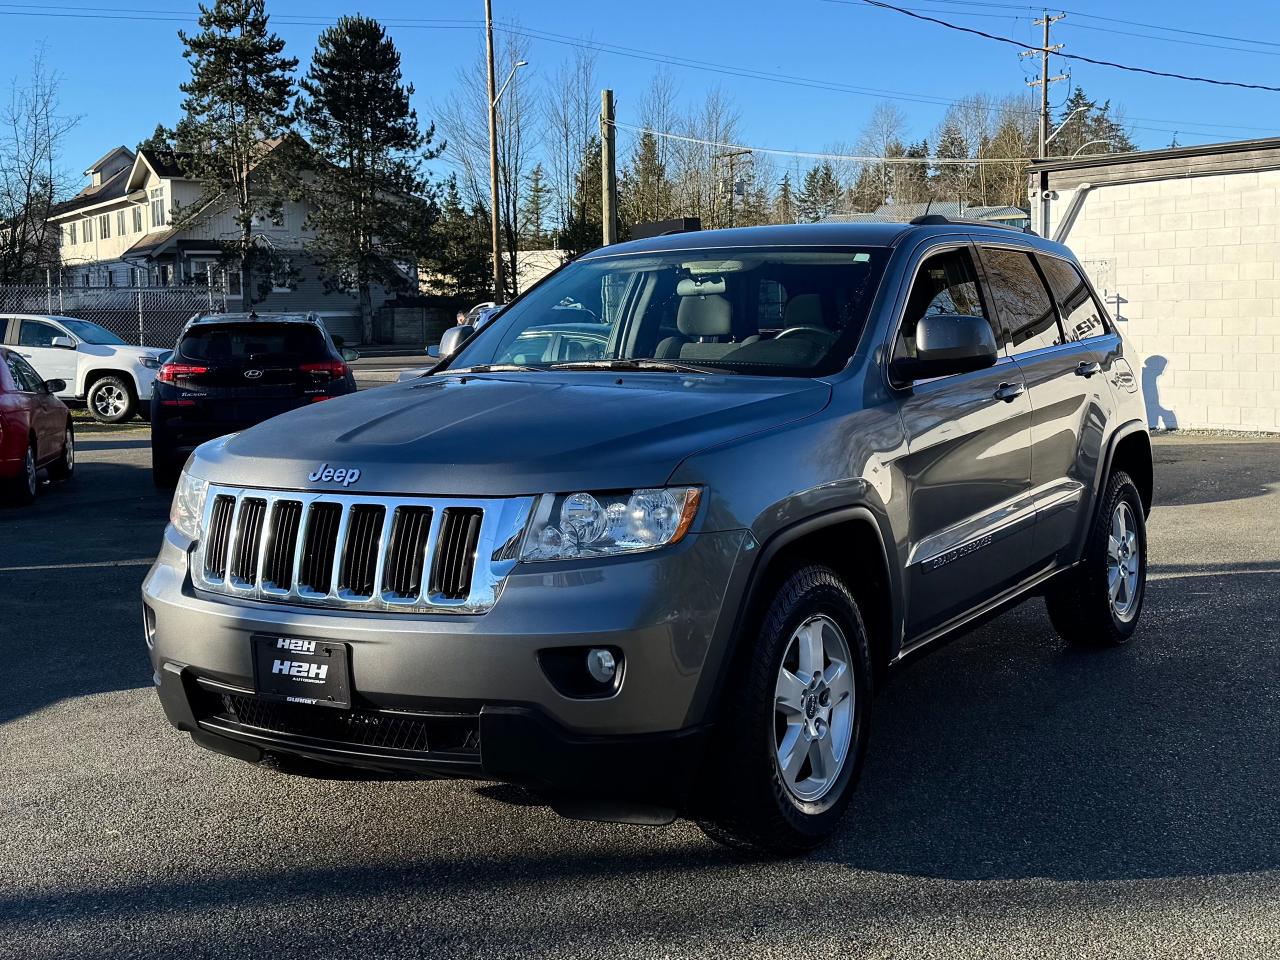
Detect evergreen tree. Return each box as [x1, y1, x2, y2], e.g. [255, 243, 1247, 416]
[1052, 86, 1137, 158]
[620, 130, 671, 230]
[557, 136, 602, 256]
[796, 161, 842, 222]
[172, 0, 298, 303]
[774, 172, 795, 223]
[931, 121, 970, 205]
[295, 14, 439, 344]
[429, 175, 490, 300]
[521, 163, 552, 246]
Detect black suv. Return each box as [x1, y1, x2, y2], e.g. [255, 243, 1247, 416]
[151, 313, 358, 485]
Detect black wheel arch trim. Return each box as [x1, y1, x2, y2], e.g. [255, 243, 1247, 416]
[1092, 418, 1152, 521]
[691, 503, 903, 728]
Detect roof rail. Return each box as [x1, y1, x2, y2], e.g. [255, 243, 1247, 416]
[909, 214, 1033, 234]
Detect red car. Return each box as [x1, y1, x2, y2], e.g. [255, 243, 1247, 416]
[1, 346, 74, 504]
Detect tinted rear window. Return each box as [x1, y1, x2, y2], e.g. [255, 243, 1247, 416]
[179, 324, 329, 363]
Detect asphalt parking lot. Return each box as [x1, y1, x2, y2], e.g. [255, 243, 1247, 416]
[1, 428, 1278, 959]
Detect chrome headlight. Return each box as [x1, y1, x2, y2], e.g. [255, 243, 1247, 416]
[170, 467, 208, 540]
[521, 487, 702, 562]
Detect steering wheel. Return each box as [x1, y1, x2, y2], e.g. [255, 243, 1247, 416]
[775, 325, 835, 341]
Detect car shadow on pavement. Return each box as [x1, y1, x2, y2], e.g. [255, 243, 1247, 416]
[820, 568, 1280, 882]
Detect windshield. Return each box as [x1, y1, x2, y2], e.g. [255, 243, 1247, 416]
[60, 318, 127, 345]
[446, 246, 889, 377]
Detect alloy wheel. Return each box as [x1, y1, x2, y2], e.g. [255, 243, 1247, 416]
[1107, 501, 1141, 622]
[773, 614, 856, 803]
[92, 384, 127, 419]
[24, 445, 36, 496]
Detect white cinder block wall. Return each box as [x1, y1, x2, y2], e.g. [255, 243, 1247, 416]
[1036, 150, 1280, 433]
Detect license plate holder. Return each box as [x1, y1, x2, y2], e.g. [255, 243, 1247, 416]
[252, 635, 351, 709]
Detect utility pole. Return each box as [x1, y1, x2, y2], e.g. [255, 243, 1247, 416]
[601, 89, 617, 246]
[1022, 10, 1066, 236]
[715, 148, 752, 228]
[484, 0, 503, 303]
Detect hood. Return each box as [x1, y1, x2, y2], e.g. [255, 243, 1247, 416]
[191, 371, 831, 496]
[86, 343, 166, 361]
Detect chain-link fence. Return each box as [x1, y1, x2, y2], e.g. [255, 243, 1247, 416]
[0, 285, 227, 348]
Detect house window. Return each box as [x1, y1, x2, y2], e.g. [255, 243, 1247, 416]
[272, 258, 294, 293]
[82, 218, 93, 243]
[150, 188, 166, 228]
[68, 222, 77, 245]
[98, 213, 111, 240]
[117, 210, 126, 236]
[132, 206, 143, 233]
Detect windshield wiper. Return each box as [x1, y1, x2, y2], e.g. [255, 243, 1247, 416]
[437, 363, 544, 375]
[551, 358, 721, 375]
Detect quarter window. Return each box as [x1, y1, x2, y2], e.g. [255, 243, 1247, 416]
[981, 248, 1062, 355]
[895, 247, 991, 361]
[1038, 256, 1109, 343]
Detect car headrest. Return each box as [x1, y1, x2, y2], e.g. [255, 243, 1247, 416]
[676, 276, 726, 297]
[676, 294, 732, 338]
[783, 294, 823, 328]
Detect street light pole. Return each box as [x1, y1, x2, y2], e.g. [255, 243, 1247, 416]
[484, 0, 502, 303]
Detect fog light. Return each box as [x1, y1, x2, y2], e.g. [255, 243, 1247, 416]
[586, 648, 616, 684]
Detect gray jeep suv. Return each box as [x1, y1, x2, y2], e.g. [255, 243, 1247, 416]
[143, 219, 1152, 853]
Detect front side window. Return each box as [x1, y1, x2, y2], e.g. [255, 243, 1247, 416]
[1038, 255, 1110, 343]
[981, 247, 1062, 355]
[894, 247, 991, 361]
[17, 319, 62, 347]
[11, 354, 46, 392]
[448, 246, 889, 378]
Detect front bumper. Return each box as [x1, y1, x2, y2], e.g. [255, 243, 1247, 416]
[144, 524, 752, 796]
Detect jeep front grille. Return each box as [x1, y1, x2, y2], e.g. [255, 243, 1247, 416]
[192, 486, 534, 615]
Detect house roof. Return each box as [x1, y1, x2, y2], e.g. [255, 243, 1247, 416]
[48, 165, 136, 220]
[121, 227, 178, 260]
[84, 145, 133, 176]
[822, 201, 1030, 224]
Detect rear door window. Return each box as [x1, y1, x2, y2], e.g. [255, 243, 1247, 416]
[179, 323, 329, 364]
[980, 248, 1063, 355]
[1037, 255, 1110, 342]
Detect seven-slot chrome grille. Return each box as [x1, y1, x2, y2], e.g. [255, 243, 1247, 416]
[192, 485, 535, 614]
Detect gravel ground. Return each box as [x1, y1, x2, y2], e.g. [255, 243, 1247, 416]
[1, 431, 1277, 959]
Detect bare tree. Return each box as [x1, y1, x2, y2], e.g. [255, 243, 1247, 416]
[854, 102, 908, 208]
[670, 88, 741, 230]
[543, 47, 597, 239]
[0, 52, 77, 283]
[436, 29, 532, 297]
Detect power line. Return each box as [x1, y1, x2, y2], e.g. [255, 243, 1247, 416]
[836, 0, 1280, 91]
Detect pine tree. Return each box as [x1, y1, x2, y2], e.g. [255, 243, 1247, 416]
[620, 131, 671, 230]
[1052, 86, 1137, 158]
[173, 0, 298, 303]
[774, 172, 795, 223]
[429, 174, 490, 299]
[931, 121, 970, 205]
[521, 163, 552, 247]
[557, 136, 602, 256]
[295, 14, 439, 344]
[796, 161, 842, 222]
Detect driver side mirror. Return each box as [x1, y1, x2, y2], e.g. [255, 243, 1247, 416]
[426, 345, 440, 359]
[340, 347, 360, 362]
[438, 324, 474, 358]
[51, 336, 75, 350]
[44, 378, 66, 393]
[889, 314, 998, 384]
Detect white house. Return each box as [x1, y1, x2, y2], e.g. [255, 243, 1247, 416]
[1031, 139, 1280, 432]
[47, 143, 407, 343]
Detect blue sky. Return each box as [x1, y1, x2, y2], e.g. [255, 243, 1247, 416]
[5, 0, 1279, 186]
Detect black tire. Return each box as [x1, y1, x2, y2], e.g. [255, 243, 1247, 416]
[1045, 470, 1147, 647]
[86, 374, 136, 423]
[695, 564, 872, 855]
[47, 422, 74, 482]
[4, 439, 39, 505]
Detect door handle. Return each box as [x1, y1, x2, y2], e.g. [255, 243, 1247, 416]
[993, 381, 1025, 403]
[1075, 360, 1102, 378]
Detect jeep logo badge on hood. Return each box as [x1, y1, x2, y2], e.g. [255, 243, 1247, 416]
[308, 463, 362, 487]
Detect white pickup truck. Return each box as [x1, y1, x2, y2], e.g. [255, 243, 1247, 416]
[0, 314, 169, 422]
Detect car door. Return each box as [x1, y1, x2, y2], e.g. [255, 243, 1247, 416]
[891, 241, 1035, 642]
[1010, 251, 1119, 568]
[5, 352, 61, 463]
[15, 318, 78, 391]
